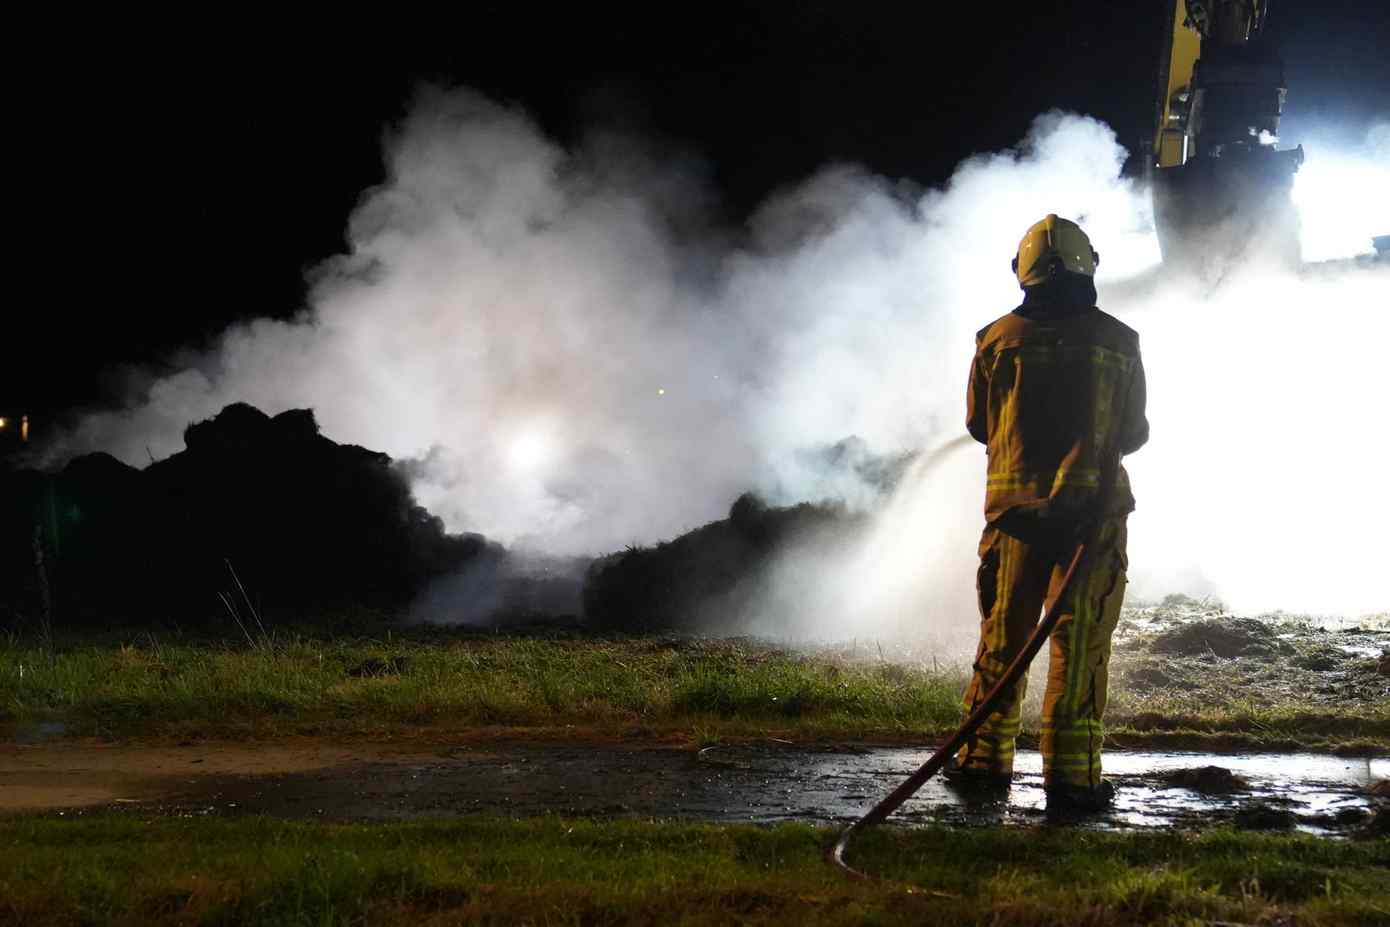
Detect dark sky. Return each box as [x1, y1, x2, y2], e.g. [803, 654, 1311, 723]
[7, 1, 1387, 420]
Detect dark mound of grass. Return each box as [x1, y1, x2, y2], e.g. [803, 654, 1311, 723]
[1233, 803, 1299, 831]
[1148, 617, 1297, 659]
[2, 404, 501, 630]
[1160, 765, 1250, 793]
[583, 492, 868, 634]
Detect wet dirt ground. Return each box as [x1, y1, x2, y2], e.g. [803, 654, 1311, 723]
[4, 739, 1385, 836]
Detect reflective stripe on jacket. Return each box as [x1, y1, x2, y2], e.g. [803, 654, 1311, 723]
[967, 306, 1148, 527]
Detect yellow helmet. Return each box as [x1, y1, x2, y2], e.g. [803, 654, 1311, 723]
[1011, 214, 1099, 286]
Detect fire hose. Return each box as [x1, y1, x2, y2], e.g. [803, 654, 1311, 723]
[830, 370, 1136, 881]
[829, 536, 1091, 879]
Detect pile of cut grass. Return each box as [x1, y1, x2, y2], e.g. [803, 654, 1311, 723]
[2, 815, 1386, 925]
[1103, 605, 1389, 751]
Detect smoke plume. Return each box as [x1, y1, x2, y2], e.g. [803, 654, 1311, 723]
[51, 88, 1389, 628]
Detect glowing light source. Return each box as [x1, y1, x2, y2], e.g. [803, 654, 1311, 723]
[1293, 147, 1390, 262]
[0, 417, 7, 429]
[508, 429, 552, 471]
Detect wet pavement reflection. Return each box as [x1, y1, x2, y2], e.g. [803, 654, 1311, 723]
[139, 743, 1386, 835]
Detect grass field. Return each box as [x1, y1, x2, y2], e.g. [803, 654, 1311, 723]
[3, 610, 1385, 925]
[2, 815, 1387, 926]
[0, 632, 961, 742]
[3, 615, 1387, 750]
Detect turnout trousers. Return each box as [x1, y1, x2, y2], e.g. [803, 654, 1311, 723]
[956, 518, 1128, 788]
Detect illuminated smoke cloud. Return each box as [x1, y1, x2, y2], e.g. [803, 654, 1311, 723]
[51, 89, 1389, 625]
[1291, 122, 1390, 262]
[1119, 259, 1389, 617]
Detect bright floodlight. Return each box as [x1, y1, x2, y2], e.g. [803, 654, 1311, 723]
[1293, 149, 1390, 262]
[508, 429, 552, 471]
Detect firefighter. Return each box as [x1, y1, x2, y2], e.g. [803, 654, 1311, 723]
[946, 214, 1149, 810]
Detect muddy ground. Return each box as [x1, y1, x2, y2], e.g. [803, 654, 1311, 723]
[3, 737, 1386, 838]
[3, 604, 1385, 840]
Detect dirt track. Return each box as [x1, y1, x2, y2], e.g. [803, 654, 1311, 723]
[3, 737, 1385, 835]
[0, 737, 447, 812]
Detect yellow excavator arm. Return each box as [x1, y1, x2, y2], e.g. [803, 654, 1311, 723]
[1151, 1, 1303, 270]
[1154, 1, 1203, 169]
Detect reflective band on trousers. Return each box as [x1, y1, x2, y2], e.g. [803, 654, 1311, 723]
[956, 518, 1127, 787]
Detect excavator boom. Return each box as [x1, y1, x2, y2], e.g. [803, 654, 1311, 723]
[1152, 0, 1303, 272]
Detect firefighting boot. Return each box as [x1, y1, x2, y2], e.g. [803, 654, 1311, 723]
[942, 757, 1013, 799]
[1043, 778, 1116, 813]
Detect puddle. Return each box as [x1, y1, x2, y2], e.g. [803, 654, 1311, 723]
[1337, 642, 1386, 659]
[84, 743, 1387, 836]
[9, 722, 67, 745]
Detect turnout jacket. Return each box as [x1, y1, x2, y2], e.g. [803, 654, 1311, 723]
[967, 304, 1148, 532]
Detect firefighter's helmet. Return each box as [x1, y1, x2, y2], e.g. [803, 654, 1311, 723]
[1012, 214, 1099, 286]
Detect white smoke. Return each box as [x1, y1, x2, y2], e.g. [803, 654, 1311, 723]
[1292, 122, 1390, 262]
[1120, 258, 1390, 616]
[52, 89, 1389, 624]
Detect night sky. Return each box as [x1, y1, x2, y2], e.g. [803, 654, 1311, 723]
[8, 1, 1387, 422]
